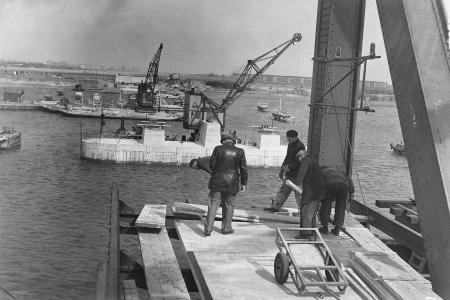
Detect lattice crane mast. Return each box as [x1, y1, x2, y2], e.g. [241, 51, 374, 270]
[183, 33, 302, 130]
[137, 43, 163, 109]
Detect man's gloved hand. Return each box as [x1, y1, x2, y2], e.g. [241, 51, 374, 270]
[279, 166, 289, 180]
[281, 165, 289, 172]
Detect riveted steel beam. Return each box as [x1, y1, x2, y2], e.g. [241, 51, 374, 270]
[376, 0, 450, 297]
[308, 0, 366, 175]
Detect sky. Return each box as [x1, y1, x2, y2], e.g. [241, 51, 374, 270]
[0, 0, 448, 82]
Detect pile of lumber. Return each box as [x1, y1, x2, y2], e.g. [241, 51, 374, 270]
[349, 251, 439, 300]
[375, 199, 420, 232]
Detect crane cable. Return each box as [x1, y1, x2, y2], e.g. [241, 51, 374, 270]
[328, 65, 370, 223]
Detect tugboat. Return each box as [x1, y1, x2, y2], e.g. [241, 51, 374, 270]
[0, 126, 21, 149]
[257, 102, 269, 112]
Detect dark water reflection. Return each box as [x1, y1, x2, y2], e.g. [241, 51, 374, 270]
[0, 95, 411, 299]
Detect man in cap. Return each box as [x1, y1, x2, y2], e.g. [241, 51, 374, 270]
[204, 132, 248, 236]
[264, 129, 305, 212]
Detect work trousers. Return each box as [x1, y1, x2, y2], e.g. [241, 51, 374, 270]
[273, 181, 298, 209]
[300, 200, 320, 228]
[204, 190, 236, 234]
[319, 182, 349, 229]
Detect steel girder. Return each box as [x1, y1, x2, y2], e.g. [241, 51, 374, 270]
[308, 0, 366, 175]
[376, 0, 450, 297]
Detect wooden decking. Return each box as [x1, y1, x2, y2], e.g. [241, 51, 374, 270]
[130, 202, 440, 299]
[176, 220, 363, 299]
[170, 202, 439, 299]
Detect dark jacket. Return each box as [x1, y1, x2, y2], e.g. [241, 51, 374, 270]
[294, 156, 326, 204]
[280, 139, 306, 179]
[208, 142, 248, 194]
[321, 167, 354, 196]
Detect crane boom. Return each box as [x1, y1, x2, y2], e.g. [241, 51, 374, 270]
[137, 43, 163, 109]
[183, 33, 301, 130]
[221, 33, 302, 110]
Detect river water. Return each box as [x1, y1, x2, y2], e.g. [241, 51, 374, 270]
[0, 93, 411, 299]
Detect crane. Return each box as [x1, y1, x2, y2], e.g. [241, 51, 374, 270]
[136, 43, 163, 110]
[183, 33, 302, 130]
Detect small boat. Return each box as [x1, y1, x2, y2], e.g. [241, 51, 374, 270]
[272, 98, 292, 122]
[249, 124, 279, 134]
[0, 126, 21, 149]
[257, 103, 269, 112]
[272, 110, 292, 122]
[390, 143, 406, 155]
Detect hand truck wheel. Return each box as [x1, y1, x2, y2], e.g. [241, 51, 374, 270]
[274, 252, 290, 284]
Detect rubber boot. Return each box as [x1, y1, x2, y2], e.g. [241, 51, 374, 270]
[204, 203, 219, 236]
[222, 204, 234, 234]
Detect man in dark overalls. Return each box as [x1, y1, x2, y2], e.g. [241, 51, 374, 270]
[319, 167, 355, 236]
[204, 133, 248, 236]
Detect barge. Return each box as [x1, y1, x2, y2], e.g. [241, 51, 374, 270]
[81, 121, 287, 167]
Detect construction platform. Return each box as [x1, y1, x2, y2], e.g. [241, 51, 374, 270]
[100, 197, 441, 300]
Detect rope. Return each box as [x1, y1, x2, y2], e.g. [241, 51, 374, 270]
[326, 62, 370, 222]
[0, 285, 17, 299]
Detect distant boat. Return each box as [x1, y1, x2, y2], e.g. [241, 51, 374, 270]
[257, 102, 269, 112]
[390, 143, 406, 155]
[272, 98, 292, 122]
[41, 104, 183, 121]
[0, 126, 21, 149]
[40, 95, 59, 106]
[249, 124, 279, 134]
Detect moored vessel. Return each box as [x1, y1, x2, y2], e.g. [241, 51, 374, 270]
[81, 120, 287, 166]
[257, 102, 269, 111]
[0, 126, 21, 149]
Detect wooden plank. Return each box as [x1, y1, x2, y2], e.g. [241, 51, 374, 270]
[349, 200, 424, 255]
[95, 261, 108, 300]
[345, 268, 380, 300]
[186, 252, 213, 300]
[350, 252, 440, 300]
[352, 252, 417, 281]
[175, 220, 287, 253]
[135, 204, 166, 228]
[121, 280, 140, 300]
[109, 184, 120, 300]
[350, 260, 398, 300]
[375, 199, 415, 208]
[396, 204, 418, 216]
[137, 227, 190, 300]
[173, 202, 299, 224]
[187, 249, 363, 299]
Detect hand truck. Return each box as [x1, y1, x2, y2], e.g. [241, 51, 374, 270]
[274, 228, 348, 296]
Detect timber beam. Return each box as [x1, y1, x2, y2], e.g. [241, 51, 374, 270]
[349, 200, 424, 256]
